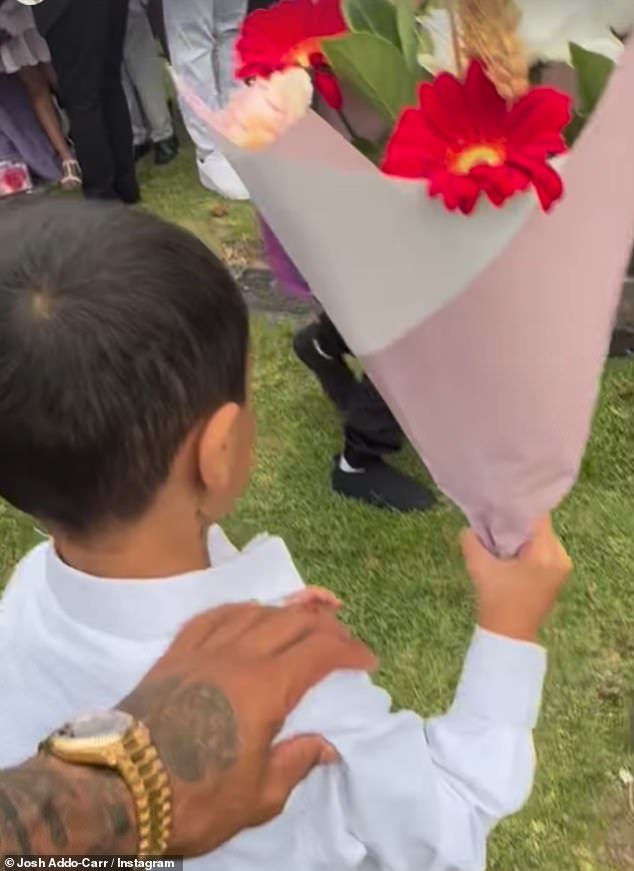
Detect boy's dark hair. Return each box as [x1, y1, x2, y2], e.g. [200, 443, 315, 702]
[0, 198, 248, 534]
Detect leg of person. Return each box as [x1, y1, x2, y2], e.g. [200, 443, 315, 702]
[214, 0, 247, 108]
[123, 0, 177, 165]
[17, 64, 81, 189]
[43, 0, 119, 199]
[294, 313, 356, 412]
[334, 377, 437, 513]
[294, 312, 435, 511]
[122, 63, 151, 159]
[147, 0, 170, 61]
[164, 0, 248, 199]
[102, 0, 139, 204]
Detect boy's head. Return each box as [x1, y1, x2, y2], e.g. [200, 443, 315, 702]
[0, 198, 252, 542]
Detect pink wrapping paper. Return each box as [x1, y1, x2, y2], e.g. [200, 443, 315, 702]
[178, 39, 634, 554]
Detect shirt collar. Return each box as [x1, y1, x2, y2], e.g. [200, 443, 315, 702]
[43, 527, 305, 640]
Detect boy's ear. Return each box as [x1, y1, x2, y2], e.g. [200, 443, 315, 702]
[197, 403, 241, 492]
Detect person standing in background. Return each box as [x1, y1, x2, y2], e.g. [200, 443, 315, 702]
[122, 0, 178, 166]
[146, 0, 169, 60]
[0, 73, 62, 193]
[0, 0, 80, 188]
[33, 0, 139, 203]
[247, 0, 436, 511]
[163, 0, 249, 200]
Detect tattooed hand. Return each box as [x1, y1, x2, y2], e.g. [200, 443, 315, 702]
[122, 602, 376, 855]
[0, 602, 376, 859]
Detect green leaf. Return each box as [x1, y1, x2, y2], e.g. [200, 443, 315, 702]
[569, 42, 615, 117]
[564, 112, 585, 147]
[323, 32, 418, 122]
[343, 0, 400, 48]
[394, 0, 419, 74]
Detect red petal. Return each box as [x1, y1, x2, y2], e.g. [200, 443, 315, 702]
[508, 155, 565, 211]
[505, 88, 572, 152]
[429, 172, 480, 214]
[314, 69, 343, 109]
[471, 163, 529, 207]
[382, 107, 450, 178]
[463, 60, 507, 139]
[506, 135, 567, 161]
[236, 0, 346, 79]
[417, 74, 476, 145]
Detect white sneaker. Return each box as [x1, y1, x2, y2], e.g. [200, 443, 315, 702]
[198, 152, 250, 201]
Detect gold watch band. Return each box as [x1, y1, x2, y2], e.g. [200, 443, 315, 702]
[120, 722, 172, 856]
[40, 714, 172, 858]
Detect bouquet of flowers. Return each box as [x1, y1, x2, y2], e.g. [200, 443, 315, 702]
[174, 0, 634, 554]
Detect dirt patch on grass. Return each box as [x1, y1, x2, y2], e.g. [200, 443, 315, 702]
[236, 266, 318, 322]
[600, 790, 634, 870]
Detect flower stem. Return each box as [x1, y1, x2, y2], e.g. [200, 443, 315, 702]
[337, 109, 359, 141]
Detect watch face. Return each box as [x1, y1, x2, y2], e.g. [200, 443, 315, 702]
[57, 710, 134, 742]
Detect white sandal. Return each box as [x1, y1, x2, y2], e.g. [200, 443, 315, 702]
[60, 158, 82, 191]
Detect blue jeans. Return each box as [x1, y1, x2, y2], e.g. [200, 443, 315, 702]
[164, 0, 246, 164]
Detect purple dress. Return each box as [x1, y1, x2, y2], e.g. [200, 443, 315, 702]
[0, 73, 60, 182]
[0, 0, 50, 74]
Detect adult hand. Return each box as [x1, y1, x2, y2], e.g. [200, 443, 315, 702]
[0, 603, 375, 859]
[461, 515, 572, 643]
[121, 601, 377, 856]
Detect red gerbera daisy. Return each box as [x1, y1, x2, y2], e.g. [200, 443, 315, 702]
[381, 60, 572, 215]
[236, 0, 347, 110]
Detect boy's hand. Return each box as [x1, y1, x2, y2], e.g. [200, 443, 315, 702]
[285, 586, 342, 611]
[461, 515, 572, 643]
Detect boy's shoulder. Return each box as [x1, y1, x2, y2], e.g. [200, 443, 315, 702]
[209, 526, 308, 605]
[1, 540, 48, 610]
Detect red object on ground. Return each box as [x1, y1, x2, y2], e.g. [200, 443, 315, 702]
[0, 162, 31, 197]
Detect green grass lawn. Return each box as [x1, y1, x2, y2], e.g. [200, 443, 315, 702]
[2, 145, 634, 869]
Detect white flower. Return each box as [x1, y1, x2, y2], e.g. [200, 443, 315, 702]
[417, 0, 634, 73]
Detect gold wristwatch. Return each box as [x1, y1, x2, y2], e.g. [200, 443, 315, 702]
[40, 711, 172, 856]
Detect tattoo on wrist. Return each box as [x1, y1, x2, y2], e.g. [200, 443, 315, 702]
[0, 758, 134, 857]
[122, 677, 238, 782]
[0, 676, 240, 857]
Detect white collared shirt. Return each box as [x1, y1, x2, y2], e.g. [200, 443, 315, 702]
[0, 528, 546, 871]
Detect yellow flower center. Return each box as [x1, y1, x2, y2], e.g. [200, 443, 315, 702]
[452, 143, 506, 175]
[285, 38, 321, 69]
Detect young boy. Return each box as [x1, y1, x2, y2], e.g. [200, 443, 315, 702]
[0, 199, 571, 870]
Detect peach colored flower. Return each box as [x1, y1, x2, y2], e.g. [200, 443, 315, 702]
[170, 66, 312, 152]
[216, 68, 313, 150]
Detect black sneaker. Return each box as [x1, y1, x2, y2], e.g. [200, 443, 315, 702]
[331, 456, 437, 513]
[154, 135, 179, 166]
[134, 141, 151, 162]
[293, 323, 356, 412]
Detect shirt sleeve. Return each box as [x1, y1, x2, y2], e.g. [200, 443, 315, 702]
[280, 628, 547, 871]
